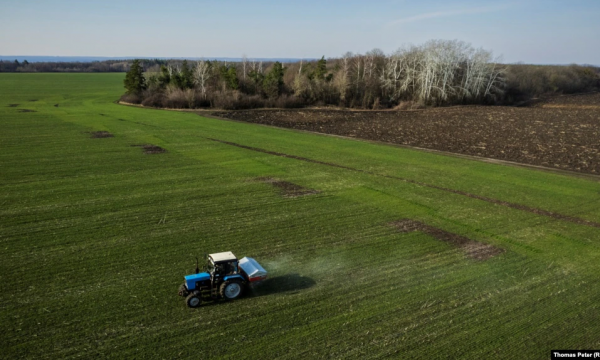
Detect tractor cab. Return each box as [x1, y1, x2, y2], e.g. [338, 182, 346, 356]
[207, 251, 239, 279]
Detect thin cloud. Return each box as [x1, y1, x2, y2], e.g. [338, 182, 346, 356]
[388, 5, 509, 26]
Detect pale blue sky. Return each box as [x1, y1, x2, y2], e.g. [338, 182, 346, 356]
[1, 0, 599, 64]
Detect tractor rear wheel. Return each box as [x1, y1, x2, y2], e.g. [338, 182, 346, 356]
[178, 283, 189, 297]
[220, 280, 244, 300]
[185, 291, 202, 308]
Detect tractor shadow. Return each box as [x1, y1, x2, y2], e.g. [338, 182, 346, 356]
[249, 273, 316, 297]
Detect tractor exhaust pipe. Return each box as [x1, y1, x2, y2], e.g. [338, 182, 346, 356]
[195, 257, 200, 274]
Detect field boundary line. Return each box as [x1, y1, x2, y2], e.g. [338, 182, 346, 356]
[117, 100, 600, 181]
[201, 112, 600, 182]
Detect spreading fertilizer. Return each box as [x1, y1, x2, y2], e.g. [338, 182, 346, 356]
[178, 252, 267, 308]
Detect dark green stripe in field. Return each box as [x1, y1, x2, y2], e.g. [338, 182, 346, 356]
[1, 73, 599, 359]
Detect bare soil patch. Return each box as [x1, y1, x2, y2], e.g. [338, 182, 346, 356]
[18, 109, 36, 113]
[131, 144, 167, 154]
[391, 219, 503, 260]
[7, 104, 19, 107]
[213, 93, 600, 174]
[256, 177, 319, 197]
[90, 131, 114, 138]
[209, 138, 600, 229]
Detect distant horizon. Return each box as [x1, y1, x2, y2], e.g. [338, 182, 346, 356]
[1, 55, 598, 67]
[0, 56, 313, 63]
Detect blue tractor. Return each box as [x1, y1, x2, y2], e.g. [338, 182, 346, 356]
[178, 251, 267, 308]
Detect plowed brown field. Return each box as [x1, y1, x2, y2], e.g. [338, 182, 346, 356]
[214, 93, 600, 174]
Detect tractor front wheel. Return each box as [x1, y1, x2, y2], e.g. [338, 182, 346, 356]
[220, 280, 244, 300]
[185, 291, 202, 308]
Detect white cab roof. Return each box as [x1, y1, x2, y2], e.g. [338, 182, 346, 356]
[209, 251, 237, 262]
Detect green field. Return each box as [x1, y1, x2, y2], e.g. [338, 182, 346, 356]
[1, 73, 599, 359]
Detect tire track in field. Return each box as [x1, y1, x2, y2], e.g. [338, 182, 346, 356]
[207, 138, 600, 229]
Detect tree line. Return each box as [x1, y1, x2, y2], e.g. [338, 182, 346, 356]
[0, 59, 170, 73]
[123, 41, 600, 110]
[4, 39, 597, 109]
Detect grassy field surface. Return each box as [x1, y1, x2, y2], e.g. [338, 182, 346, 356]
[1, 73, 599, 359]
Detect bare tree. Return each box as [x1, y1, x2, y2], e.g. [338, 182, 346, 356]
[242, 54, 248, 81]
[336, 52, 352, 101]
[381, 40, 505, 105]
[193, 60, 211, 99]
[167, 64, 175, 77]
[380, 52, 402, 100]
[364, 49, 382, 81]
[354, 54, 362, 93]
